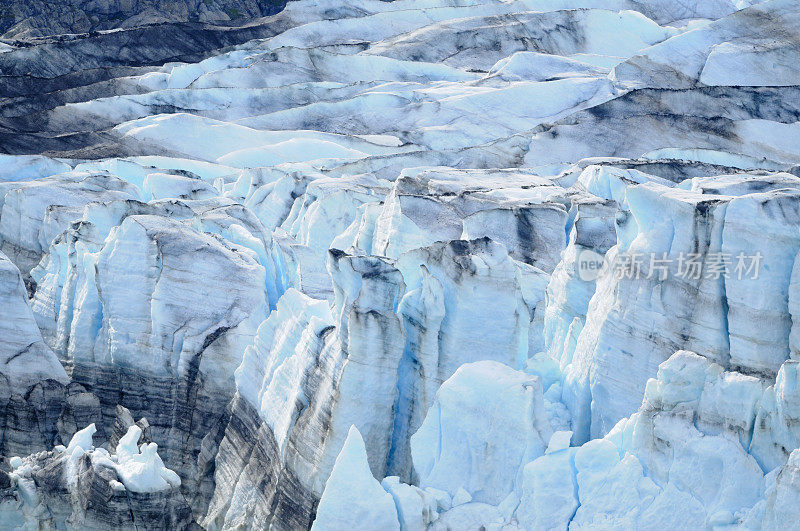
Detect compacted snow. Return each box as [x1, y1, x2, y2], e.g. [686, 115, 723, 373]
[1, 0, 799, 529]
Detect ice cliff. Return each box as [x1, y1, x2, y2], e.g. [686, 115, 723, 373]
[1, 0, 799, 529]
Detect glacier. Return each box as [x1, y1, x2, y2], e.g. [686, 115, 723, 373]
[1, 0, 799, 528]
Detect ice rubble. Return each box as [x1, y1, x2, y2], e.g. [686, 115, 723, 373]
[315, 349, 800, 529]
[3, 423, 190, 528]
[110, 425, 182, 493]
[58, 422, 181, 495]
[1, 0, 799, 528]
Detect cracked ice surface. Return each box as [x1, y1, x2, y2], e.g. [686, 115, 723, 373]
[0, 0, 799, 528]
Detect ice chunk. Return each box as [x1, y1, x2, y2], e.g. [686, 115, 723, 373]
[381, 476, 438, 531]
[411, 361, 552, 505]
[517, 446, 579, 529]
[312, 426, 400, 531]
[546, 430, 573, 454]
[113, 426, 181, 493]
[65, 423, 96, 455]
[452, 487, 472, 507]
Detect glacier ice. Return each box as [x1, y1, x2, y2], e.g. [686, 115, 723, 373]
[319, 350, 782, 529]
[1, 0, 800, 528]
[0, 251, 68, 394]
